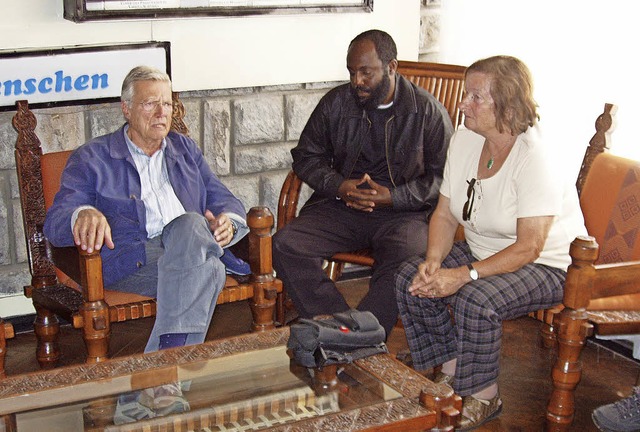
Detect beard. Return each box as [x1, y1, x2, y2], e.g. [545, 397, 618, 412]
[350, 72, 392, 111]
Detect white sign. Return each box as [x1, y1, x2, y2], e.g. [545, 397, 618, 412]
[0, 42, 170, 109]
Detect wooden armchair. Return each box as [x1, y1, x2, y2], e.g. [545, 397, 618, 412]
[13, 95, 281, 369]
[546, 103, 640, 430]
[276, 61, 466, 318]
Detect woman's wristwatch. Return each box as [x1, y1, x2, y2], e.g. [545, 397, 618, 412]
[467, 263, 479, 281]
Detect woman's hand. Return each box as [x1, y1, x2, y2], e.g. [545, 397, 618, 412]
[409, 262, 468, 299]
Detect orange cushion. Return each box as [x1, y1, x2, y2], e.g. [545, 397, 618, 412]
[580, 153, 640, 264]
[41, 150, 72, 210]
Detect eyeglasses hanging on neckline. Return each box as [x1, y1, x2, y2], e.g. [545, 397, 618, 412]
[462, 178, 477, 221]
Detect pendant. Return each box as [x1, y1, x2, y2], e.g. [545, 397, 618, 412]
[487, 157, 494, 169]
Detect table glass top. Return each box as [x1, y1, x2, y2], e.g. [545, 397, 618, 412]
[10, 346, 402, 431]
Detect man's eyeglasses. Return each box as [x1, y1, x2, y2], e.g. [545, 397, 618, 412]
[462, 178, 476, 221]
[139, 101, 173, 113]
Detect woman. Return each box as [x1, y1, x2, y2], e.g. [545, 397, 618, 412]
[394, 55, 587, 430]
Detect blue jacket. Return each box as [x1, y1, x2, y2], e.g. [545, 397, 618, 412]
[43, 125, 246, 286]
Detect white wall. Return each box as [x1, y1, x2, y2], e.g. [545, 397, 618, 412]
[1, 1, 420, 91]
[439, 0, 638, 180]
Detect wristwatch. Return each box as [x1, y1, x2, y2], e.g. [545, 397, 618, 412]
[229, 219, 238, 236]
[467, 263, 479, 281]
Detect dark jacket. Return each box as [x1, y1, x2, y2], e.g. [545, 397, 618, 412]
[291, 74, 453, 213]
[43, 125, 246, 286]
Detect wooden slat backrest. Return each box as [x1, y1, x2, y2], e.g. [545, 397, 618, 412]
[397, 60, 466, 128]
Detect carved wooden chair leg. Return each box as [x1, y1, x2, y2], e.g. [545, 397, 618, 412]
[1, 413, 17, 432]
[250, 286, 278, 332]
[275, 291, 285, 326]
[33, 304, 61, 369]
[325, 261, 344, 281]
[78, 249, 111, 363]
[247, 207, 279, 332]
[546, 307, 593, 431]
[79, 300, 111, 363]
[0, 318, 13, 378]
[546, 236, 598, 431]
[540, 321, 558, 350]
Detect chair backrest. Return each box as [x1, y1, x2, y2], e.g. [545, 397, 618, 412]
[41, 151, 72, 210]
[397, 60, 466, 128]
[577, 103, 640, 264]
[580, 153, 640, 264]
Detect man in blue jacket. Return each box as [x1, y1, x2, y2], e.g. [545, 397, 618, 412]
[44, 65, 248, 422]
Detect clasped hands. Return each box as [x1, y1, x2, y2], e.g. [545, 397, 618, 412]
[73, 208, 235, 253]
[337, 174, 392, 212]
[408, 260, 467, 299]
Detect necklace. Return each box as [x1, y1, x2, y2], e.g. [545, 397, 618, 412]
[486, 140, 514, 170]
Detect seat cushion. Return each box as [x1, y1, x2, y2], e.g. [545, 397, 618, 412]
[57, 267, 252, 306]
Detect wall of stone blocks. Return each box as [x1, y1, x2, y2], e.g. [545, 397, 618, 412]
[0, 1, 442, 314]
[0, 81, 335, 308]
[420, 0, 442, 62]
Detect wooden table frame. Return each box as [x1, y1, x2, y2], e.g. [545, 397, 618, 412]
[0, 328, 460, 431]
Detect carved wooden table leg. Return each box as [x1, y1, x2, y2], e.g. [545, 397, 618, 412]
[33, 304, 61, 369]
[419, 385, 462, 431]
[313, 364, 340, 392]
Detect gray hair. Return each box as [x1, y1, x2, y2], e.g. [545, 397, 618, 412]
[121, 65, 171, 106]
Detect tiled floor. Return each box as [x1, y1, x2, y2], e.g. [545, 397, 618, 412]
[5, 276, 640, 431]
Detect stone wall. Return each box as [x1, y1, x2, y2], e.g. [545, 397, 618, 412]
[420, 0, 442, 62]
[0, 81, 334, 312]
[0, 0, 443, 316]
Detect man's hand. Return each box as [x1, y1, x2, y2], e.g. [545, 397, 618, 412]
[337, 174, 392, 212]
[73, 208, 114, 253]
[205, 210, 235, 247]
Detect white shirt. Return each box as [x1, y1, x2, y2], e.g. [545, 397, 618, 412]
[71, 127, 248, 245]
[124, 128, 185, 238]
[441, 124, 587, 270]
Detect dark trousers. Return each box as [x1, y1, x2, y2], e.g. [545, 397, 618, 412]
[273, 199, 428, 337]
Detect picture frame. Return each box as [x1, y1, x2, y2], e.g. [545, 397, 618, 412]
[63, 0, 374, 22]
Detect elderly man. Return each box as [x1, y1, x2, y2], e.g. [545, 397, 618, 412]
[44, 65, 248, 422]
[273, 29, 453, 337]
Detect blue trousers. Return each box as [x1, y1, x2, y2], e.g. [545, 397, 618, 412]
[107, 213, 225, 353]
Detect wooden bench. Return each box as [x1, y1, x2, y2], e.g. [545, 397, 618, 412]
[13, 95, 281, 368]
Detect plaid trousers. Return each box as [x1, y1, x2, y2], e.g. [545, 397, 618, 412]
[395, 241, 566, 396]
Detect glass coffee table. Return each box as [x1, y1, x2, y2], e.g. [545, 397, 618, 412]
[0, 327, 460, 431]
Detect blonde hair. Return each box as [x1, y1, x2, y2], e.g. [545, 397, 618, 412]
[466, 55, 538, 134]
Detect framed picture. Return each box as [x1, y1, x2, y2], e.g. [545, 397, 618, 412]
[64, 0, 374, 22]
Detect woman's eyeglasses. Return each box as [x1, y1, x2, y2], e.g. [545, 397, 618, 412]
[462, 178, 476, 221]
